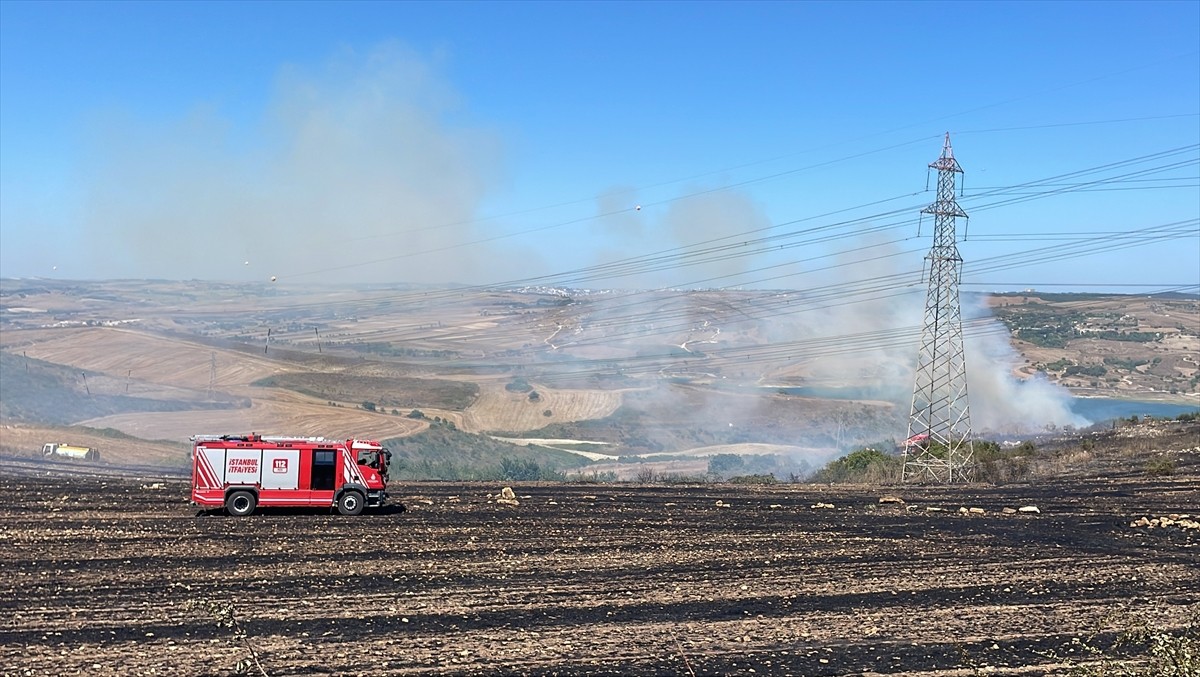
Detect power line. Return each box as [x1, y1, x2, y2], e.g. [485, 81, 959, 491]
[956, 112, 1200, 135]
[203, 144, 1199, 356]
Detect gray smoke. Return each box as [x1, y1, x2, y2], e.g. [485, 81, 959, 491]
[756, 234, 1088, 437]
[962, 295, 1089, 432]
[662, 187, 773, 286]
[79, 43, 507, 283]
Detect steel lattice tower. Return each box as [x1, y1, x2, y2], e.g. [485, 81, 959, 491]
[904, 134, 974, 482]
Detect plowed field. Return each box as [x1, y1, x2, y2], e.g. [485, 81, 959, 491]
[3, 465, 1196, 676]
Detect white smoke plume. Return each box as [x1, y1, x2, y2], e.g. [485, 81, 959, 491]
[753, 233, 1088, 438]
[662, 187, 773, 287]
[962, 295, 1090, 432]
[586, 185, 774, 290]
[79, 43, 508, 284]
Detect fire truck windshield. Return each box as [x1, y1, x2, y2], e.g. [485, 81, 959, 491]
[356, 449, 381, 468]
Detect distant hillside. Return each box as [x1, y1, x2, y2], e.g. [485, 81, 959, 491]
[0, 351, 247, 425]
[251, 372, 478, 410]
[384, 418, 589, 480]
[988, 293, 1199, 399]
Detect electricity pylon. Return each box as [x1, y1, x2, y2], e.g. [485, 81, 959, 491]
[904, 134, 974, 483]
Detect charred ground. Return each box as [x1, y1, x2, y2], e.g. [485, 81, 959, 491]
[3, 433, 1198, 676]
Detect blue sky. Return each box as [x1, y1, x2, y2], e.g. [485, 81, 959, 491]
[1, 0, 1197, 291]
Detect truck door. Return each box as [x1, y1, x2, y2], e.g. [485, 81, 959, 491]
[309, 448, 337, 506]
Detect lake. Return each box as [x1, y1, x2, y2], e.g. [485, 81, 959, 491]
[1068, 397, 1198, 423]
[764, 386, 1198, 424]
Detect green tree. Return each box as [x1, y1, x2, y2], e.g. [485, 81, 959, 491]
[707, 453, 745, 477]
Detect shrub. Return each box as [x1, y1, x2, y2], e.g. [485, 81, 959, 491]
[1042, 605, 1199, 677]
[572, 469, 618, 483]
[1104, 357, 1150, 371]
[506, 377, 533, 393]
[812, 447, 901, 483]
[1044, 358, 1074, 371]
[970, 440, 1037, 484]
[498, 457, 565, 481]
[657, 473, 711, 485]
[707, 453, 745, 477]
[975, 455, 1032, 484]
[729, 474, 777, 485]
[186, 599, 268, 676]
[1146, 456, 1176, 477]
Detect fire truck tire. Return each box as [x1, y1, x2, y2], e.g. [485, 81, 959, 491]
[337, 490, 365, 516]
[226, 490, 257, 517]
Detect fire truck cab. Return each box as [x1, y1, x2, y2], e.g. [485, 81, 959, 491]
[191, 433, 391, 516]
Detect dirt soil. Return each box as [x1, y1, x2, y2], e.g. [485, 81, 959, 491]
[3, 463, 1197, 676]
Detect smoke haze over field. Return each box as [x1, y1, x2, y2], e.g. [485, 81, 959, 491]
[77, 45, 509, 284]
[961, 296, 1090, 432]
[748, 235, 1089, 436]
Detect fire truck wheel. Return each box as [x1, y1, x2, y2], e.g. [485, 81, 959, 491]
[337, 491, 365, 516]
[225, 490, 257, 517]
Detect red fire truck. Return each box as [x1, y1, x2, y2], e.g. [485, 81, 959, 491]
[191, 433, 392, 516]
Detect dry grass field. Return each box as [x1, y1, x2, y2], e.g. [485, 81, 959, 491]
[458, 384, 625, 433]
[0, 423, 188, 466]
[1, 280, 1196, 474]
[74, 395, 430, 445]
[4, 326, 284, 391]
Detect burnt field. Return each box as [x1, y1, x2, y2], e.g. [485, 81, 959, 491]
[2, 467, 1198, 676]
